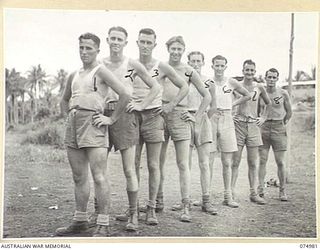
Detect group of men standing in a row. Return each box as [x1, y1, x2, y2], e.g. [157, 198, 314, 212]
[55, 26, 292, 237]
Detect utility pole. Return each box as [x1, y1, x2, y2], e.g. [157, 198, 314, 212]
[286, 13, 294, 183]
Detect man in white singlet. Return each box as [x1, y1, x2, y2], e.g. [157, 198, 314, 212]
[258, 68, 292, 201]
[131, 28, 189, 224]
[56, 33, 130, 237]
[172, 50, 217, 215]
[207, 55, 251, 208]
[90, 26, 160, 232]
[231, 59, 271, 205]
[158, 36, 211, 222]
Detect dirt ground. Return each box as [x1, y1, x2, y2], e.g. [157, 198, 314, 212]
[2, 111, 316, 239]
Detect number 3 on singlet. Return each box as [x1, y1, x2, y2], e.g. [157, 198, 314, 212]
[152, 69, 159, 78]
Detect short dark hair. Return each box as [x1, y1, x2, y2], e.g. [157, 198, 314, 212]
[265, 68, 279, 77]
[187, 51, 204, 62]
[78, 32, 100, 48]
[243, 59, 256, 68]
[108, 26, 128, 38]
[166, 36, 185, 49]
[139, 28, 156, 39]
[212, 55, 227, 65]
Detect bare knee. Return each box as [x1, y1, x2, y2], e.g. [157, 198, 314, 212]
[123, 167, 136, 180]
[198, 159, 209, 172]
[222, 157, 232, 168]
[91, 172, 106, 187]
[231, 161, 238, 170]
[177, 160, 188, 172]
[72, 169, 88, 185]
[148, 161, 160, 174]
[231, 156, 240, 169]
[259, 156, 268, 166]
[247, 159, 258, 169]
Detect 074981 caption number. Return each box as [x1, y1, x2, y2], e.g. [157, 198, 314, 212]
[300, 244, 318, 248]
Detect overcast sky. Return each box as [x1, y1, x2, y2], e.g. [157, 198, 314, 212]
[4, 9, 318, 82]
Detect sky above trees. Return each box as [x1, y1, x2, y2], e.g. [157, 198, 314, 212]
[4, 9, 318, 82]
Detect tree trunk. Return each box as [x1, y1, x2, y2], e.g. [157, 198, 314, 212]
[6, 100, 11, 129]
[30, 98, 34, 123]
[13, 93, 19, 125]
[11, 94, 15, 125]
[9, 99, 13, 126]
[21, 94, 25, 124]
[34, 96, 38, 116]
[34, 80, 39, 115]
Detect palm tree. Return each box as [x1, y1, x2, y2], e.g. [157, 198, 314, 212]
[55, 69, 68, 96]
[16, 76, 28, 124]
[55, 69, 68, 116]
[294, 70, 311, 81]
[26, 64, 47, 122]
[6, 68, 32, 125]
[42, 77, 58, 113]
[6, 68, 21, 126]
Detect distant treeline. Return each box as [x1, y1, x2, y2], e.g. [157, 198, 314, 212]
[6, 65, 68, 128]
[5, 64, 316, 129]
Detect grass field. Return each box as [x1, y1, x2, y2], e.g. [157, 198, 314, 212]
[3, 110, 316, 239]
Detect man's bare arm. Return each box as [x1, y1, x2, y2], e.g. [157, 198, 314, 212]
[60, 72, 75, 118]
[93, 66, 131, 127]
[207, 83, 217, 118]
[257, 84, 272, 125]
[282, 89, 292, 125]
[231, 79, 251, 107]
[160, 62, 188, 113]
[126, 59, 160, 111]
[189, 68, 211, 119]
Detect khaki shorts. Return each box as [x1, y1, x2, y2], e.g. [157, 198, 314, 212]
[210, 111, 238, 153]
[105, 110, 139, 151]
[234, 120, 263, 148]
[137, 108, 165, 143]
[64, 109, 109, 149]
[259, 120, 287, 151]
[163, 109, 191, 142]
[190, 112, 212, 147]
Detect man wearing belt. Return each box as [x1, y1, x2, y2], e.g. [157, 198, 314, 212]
[207, 55, 251, 208]
[90, 26, 160, 232]
[130, 28, 189, 224]
[231, 59, 271, 205]
[56, 33, 130, 237]
[258, 68, 292, 201]
[159, 36, 211, 222]
[170, 51, 217, 215]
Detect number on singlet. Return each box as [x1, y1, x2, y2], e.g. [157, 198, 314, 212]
[222, 85, 232, 94]
[93, 77, 97, 91]
[125, 69, 135, 82]
[252, 90, 258, 101]
[273, 96, 283, 104]
[152, 69, 159, 78]
[185, 71, 193, 79]
[204, 79, 214, 88]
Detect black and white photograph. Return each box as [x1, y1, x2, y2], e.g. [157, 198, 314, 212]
[2, 7, 317, 241]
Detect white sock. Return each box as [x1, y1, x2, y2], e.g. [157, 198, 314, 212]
[73, 210, 88, 222]
[97, 214, 110, 226]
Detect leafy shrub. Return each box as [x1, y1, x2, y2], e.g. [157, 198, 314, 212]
[35, 107, 51, 121]
[22, 119, 65, 149]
